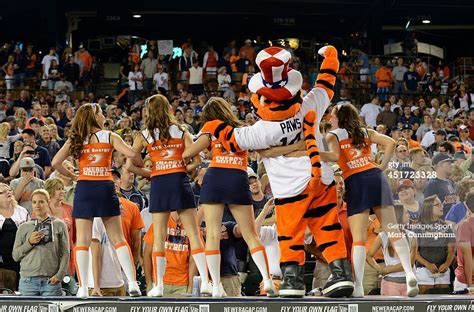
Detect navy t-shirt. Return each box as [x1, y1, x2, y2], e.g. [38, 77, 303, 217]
[220, 221, 238, 276]
[403, 71, 420, 91]
[423, 178, 457, 218]
[32, 146, 52, 170]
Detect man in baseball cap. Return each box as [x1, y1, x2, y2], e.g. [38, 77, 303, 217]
[10, 157, 45, 214]
[424, 153, 456, 217]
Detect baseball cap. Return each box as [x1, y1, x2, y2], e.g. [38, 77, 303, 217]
[446, 117, 453, 121]
[432, 153, 454, 166]
[111, 168, 121, 178]
[398, 179, 415, 191]
[248, 172, 259, 180]
[245, 39, 252, 43]
[79, 43, 84, 49]
[459, 124, 469, 131]
[448, 134, 459, 141]
[391, 126, 401, 132]
[5, 116, 15, 122]
[435, 129, 447, 136]
[402, 124, 412, 131]
[454, 151, 467, 160]
[20, 157, 36, 169]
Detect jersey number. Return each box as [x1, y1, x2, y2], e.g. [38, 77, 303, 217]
[280, 133, 301, 146]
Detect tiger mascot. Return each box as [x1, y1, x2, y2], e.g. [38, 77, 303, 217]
[202, 45, 353, 298]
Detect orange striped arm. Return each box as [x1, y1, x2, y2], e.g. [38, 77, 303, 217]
[303, 110, 322, 183]
[316, 46, 339, 101]
[201, 120, 243, 153]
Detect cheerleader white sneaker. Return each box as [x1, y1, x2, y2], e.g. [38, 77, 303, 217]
[212, 283, 227, 298]
[406, 273, 419, 297]
[147, 285, 163, 297]
[201, 282, 212, 296]
[351, 285, 364, 298]
[128, 281, 141, 297]
[263, 279, 279, 297]
[76, 287, 89, 299]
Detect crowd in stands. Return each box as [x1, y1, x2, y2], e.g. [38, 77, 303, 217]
[0, 37, 474, 297]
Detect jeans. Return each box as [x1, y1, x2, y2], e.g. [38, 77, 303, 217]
[377, 86, 390, 101]
[19, 276, 62, 296]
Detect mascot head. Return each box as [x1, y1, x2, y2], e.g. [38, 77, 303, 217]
[249, 47, 302, 102]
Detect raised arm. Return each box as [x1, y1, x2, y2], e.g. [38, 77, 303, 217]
[182, 134, 211, 159]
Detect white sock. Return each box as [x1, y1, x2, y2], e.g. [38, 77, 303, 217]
[250, 246, 271, 280]
[192, 249, 209, 285]
[205, 250, 221, 286]
[391, 238, 414, 277]
[153, 252, 166, 287]
[115, 242, 136, 283]
[352, 244, 366, 287]
[75, 246, 89, 289]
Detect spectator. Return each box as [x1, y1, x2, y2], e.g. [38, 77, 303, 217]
[0, 183, 29, 290]
[47, 60, 60, 91]
[444, 117, 459, 138]
[445, 180, 474, 226]
[203, 46, 219, 77]
[453, 192, 474, 292]
[409, 148, 430, 170]
[13, 90, 32, 112]
[44, 178, 75, 275]
[77, 44, 92, 83]
[392, 58, 408, 97]
[403, 63, 420, 95]
[375, 62, 392, 101]
[424, 153, 457, 218]
[414, 195, 455, 294]
[356, 49, 369, 82]
[15, 128, 51, 177]
[128, 64, 143, 104]
[453, 82, 472, 112]
[416, 115, 433, 142]
[367, 204, 417, 296]
[140, 51, 158, 92]
[10, 157, 45, 214]
[178, 45, 194, 82]
[143, 213, 196, 295]
[115, 168, 148, 212]
[12, 189, 69, 296]
[398, 106, 418, 127]
[369, 57, 381, 93]
[401, 124, 420, 148]
[239, 39, 256, 67]
[64, 55, 80, 88]
[89, 218, 126, 296]
[360, 96, 381, 128]
[397, 179, 421, 222]
[2, 55, 15, 90]
[376, 101, 398, 130]
[188, 60, 204, 96]
[421, 119, 443, 149]
[37, 126, 60, 159]
[153, 64, 169, 92]
[217, 66, 231, 93]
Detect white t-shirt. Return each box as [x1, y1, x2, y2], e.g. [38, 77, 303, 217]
[41, 55, 59, 79]
[360, 103, 382, 128]
[421, 130, 436, 148]
[189, 66, 203, 85]
[260, 225, 281, 277]
[153, 72, 169, 91]
[128, 71, 143, 90]
[88, 218, 124, 289]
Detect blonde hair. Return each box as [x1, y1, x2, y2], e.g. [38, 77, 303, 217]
[0, 122, 10, 139]
[0, 183, 18, 208]
[31, 189, 51, 202]
[44, 178, 65, 198]
[48, 124, 59, 140]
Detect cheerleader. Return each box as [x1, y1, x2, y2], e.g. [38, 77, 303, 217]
[125, 94, 211, 297]
[52, 103, 143, 298]
[320, 103, 418, 297]
[182, 97, 277, 298]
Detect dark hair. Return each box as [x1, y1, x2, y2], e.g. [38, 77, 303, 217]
[22, 128, 35, 137]
[466, 192, 474, 213]
[388, 203, 407, 257]
[419, 195, 439, 224]
[439, 141, 455, 154]
[335, 103, 367, 148]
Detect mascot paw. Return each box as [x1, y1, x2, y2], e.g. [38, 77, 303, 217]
[318, 45, 337, 58]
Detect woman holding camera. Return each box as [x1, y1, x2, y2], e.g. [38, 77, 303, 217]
[12, 189, 70, 296]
